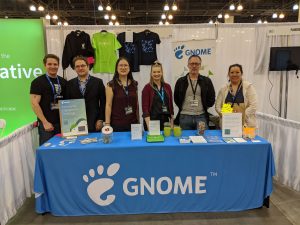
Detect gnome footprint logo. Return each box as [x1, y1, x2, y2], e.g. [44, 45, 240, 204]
[83, 163, 120, 206]
[174, 45, 185, 59]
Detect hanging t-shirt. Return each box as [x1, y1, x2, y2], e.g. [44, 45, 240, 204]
[137, 30, 161, 65]
[92, 31, 121, 73]
[62, 30, 94, 69]
[117, 32, 140, 72]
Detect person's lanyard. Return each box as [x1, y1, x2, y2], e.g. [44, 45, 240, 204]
[120, 79, 130, 106]
[78, 75, 90, 96]
[46, 74, 60, 99]
[189, 77, 198, 100]
[153, 85, 165, 105]
[230, 81, 242, 107]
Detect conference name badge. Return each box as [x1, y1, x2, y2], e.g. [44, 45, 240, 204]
[162, 105, 168, 113]
[125, 106, 133, 115]
[190, 99, 199, 107]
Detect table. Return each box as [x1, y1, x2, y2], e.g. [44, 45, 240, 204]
[34, 130, 275, 216]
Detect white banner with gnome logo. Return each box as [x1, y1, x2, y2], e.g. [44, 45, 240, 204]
[171, 39, 216, 86]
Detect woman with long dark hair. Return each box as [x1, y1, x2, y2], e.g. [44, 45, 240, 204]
[105, 57, 139, 131]
[215, 64, 257, 128]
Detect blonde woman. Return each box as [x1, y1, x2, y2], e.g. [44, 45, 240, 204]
[142, 61, 174, 131]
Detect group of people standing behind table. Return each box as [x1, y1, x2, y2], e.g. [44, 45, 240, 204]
[30, 53, 257, 146]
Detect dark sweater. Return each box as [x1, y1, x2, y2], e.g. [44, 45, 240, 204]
[174, 73, 215, 125]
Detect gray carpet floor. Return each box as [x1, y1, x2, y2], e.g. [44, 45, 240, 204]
[6, 180, 300, 225]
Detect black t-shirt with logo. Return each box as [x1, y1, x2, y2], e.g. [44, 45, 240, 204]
[30, 74, 67, 124]
[117, 32, 140, 72]
[137, 30, 161, 65]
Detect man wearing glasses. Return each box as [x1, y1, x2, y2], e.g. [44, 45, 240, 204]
[66, 56, 106, 132]
[174, 55, 215, 130]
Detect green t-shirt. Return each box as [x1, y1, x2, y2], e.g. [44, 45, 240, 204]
[92, 32, 121, 73]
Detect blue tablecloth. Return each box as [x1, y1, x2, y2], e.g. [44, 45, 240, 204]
[34, 130, 275, 216]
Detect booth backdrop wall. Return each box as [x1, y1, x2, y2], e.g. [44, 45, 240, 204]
[0, 19, 46, 137]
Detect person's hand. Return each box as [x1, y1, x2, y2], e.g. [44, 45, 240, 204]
[43, 121, 54, 132]
[170, 118, 174, 129]
[95, 120, 103, 131]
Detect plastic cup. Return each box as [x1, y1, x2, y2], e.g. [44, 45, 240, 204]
[197, 121, 206, 135]
[173, 126, 182, 137]
[164, 126, 171, 137]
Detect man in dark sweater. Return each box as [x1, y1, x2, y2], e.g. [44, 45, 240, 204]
[174, 55, 215, 130]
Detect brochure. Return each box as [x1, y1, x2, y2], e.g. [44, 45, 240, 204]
[205, 135, 223, 143]
[131, 124, 143, 140]
[59, 99, 88, 137]
[222, 113, 242, 137]
[189, 136, 207, 143]
[223, 137, 236, 143]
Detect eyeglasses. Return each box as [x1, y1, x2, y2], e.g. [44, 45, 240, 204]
[118, 64, 129, 68]
[188, 62, 201, 66]
[75, 64, 87, 69]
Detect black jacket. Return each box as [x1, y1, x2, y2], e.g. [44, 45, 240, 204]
[66, 76, 106, 132]
[174, 73, 215, 125]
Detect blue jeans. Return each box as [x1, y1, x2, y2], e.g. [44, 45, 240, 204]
[38, 122, 60, 146]
[179, 114, 208, 130]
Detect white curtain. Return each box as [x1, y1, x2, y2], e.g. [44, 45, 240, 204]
[257, 112, 300, 191]
[0, 125, 38, 225]
[45, 23, 300, 122]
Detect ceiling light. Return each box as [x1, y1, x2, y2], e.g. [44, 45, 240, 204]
[52, 14, 58, 20]
[106, 4, 112, 11]
[237, 4, 243, 11]
[293, 4, 299, 10]
[217, 13, 223, 19]
[98, 5, 104, 11]
[38, 6, 44, 11]
[209, 20, 213, 24]
[111, 14, 116, 20]
[272, 13, 278, 19]
[172, 3, 178, 11]
[108, 21, 113, 26]
[45, 14, 51, 20]
[263, 20, 268, 24]
[29, 5, 36, 11]
[164, 3, 170, 11]
[159, 21, 163, 25]
[63, 21, 69, 26]
[104, 14, 109, 20]
[257, 19, 262, 24]
[161, 14, 166, 19]
[229, 4, 235, 11]
[57, 21, 62, 26]
[168, 14, 173, 20]
[279, 13, 285, 19]
[165, 21, 170, 25]
[115, 21, 120, 26]
[224, 14, 230, 19]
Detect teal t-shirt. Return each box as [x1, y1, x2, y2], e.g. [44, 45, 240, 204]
[92, 32, 121, 73]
